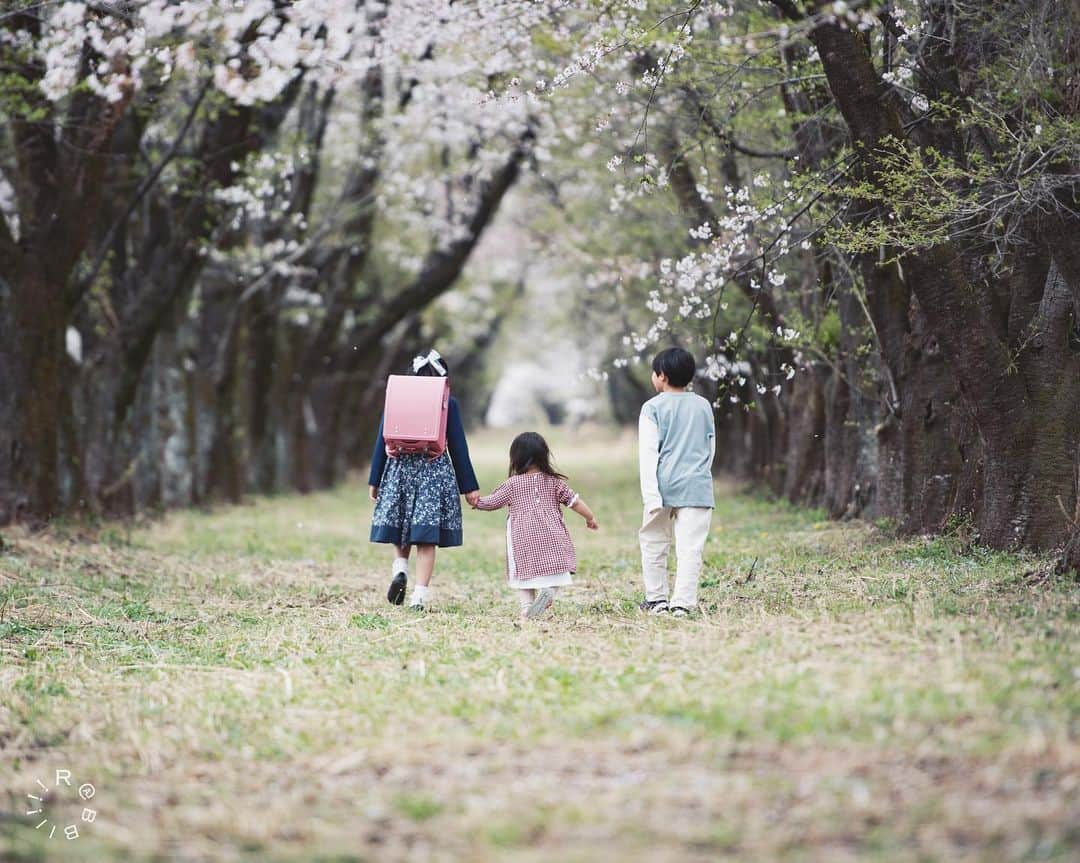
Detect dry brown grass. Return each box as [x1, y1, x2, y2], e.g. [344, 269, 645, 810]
[1, 429, 1077, 861]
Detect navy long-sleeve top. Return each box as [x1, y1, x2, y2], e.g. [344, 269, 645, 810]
[368, 395, 480, 493]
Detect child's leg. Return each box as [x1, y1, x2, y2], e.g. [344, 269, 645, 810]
[523, 587, 557, 619]
[670, 507, 712, 610]
[517, 588, 536, 616]
[387, 544, 411, 606]
[409, 545, 437, 607]
[639, 507, 673, 602]
[414, 545, 436, 586]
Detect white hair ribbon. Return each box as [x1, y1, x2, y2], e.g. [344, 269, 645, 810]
[412, 349, 446, 376]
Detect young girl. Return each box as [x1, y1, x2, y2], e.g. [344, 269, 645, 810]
[472, 432, 598, 619]
[369, 350, 481, 610]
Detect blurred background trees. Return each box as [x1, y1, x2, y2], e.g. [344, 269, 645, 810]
[0, 0, 1076, 568]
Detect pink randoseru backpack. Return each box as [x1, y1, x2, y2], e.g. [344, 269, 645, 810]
[383, 375, 450, 458]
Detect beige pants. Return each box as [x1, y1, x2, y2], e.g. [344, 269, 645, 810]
[639, 506, 712, 609]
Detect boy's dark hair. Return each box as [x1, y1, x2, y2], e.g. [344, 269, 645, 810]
[651, 347, 697, 387]
[508, 432, 567, 479]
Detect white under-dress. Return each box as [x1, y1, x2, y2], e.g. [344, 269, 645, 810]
[506, 518, 574, 589]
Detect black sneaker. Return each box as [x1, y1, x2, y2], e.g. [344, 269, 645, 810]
[387, 572, 407, 605]
[669, 606, 691, 618]
[638, 599, 669, 615]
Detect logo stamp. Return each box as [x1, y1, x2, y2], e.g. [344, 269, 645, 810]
[25, 769, 98, 840]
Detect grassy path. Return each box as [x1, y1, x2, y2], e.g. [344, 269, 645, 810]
[1, 429, 1077, 861]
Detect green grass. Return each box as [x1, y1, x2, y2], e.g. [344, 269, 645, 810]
[0, 428, 1077, 862]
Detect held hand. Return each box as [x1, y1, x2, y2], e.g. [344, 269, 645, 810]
[586, 518, 599, 531]
[465, 490, 481, 508]
[368, 485, 378, 502]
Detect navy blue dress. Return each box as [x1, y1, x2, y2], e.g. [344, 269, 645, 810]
[368, 396, 479, 548]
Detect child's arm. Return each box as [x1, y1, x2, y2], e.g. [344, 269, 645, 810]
[556, 480, 598, 530]
[570, 496, 599, 530]
[368, 415, 387, 501]
[638, 405, 663, 513]
[446, 397, 480, 499]
[473, 481, 512, 511]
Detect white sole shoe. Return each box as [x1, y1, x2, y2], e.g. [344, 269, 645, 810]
[524, 588, 556, 619]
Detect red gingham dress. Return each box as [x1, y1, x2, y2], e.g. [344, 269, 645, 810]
[475, 473, 578, 581]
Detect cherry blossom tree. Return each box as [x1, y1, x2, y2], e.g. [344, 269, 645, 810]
[0, 0, 538, 519]
[499, 0, 1079, 566]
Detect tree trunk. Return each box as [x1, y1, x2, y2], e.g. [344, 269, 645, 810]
[247, 289, 283, 494]
[0, 266, 66, 523]
[793, 7, 1080, 552]
[896, 301, 967, 534]
[823, 279, 879, 519]
[782, 364, 827, 506]
[0, 8, 131, 524]
[198, 272, 246, 504]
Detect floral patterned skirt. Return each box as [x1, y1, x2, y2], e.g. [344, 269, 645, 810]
[370, 453, 463, 548]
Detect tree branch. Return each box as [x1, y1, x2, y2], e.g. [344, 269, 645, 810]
[683, 84, 799, 159]
[4, 7, 58, 258]
[111, 67, 305, 427]
[770, 0, 807, 21]
[808, 16, 1030, 440]
[68, 78, 211, 313]
[660, 124, 789, 335]
[350, 127, 534, 348]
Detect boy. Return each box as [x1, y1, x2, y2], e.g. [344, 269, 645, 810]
[638, 347, 715, 617]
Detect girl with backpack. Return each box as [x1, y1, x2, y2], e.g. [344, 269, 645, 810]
[471, 432, 598, 619]
[369, 349, 480, 610]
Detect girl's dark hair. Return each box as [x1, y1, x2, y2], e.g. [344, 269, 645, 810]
[651, 347, 697, 387]
[410, 350, 450, 377]
[508, 432, 566, 479]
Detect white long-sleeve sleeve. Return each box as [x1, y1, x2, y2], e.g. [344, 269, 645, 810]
[638, 409, 663, 512]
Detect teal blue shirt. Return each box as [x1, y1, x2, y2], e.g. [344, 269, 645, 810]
[639, 391, 716, 509]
